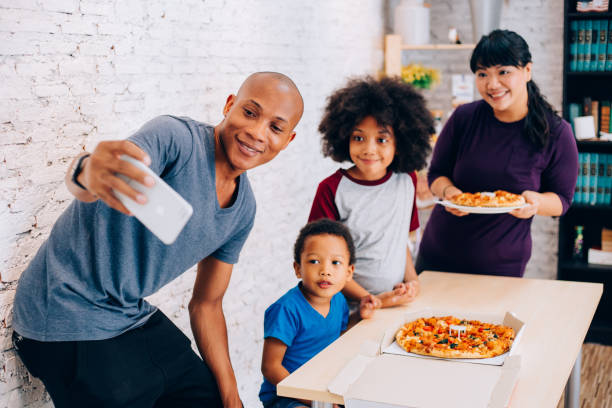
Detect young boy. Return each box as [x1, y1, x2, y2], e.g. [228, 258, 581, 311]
[259, 219, 372, 408]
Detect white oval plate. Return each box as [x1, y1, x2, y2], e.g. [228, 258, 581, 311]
[435, 199, 529, 214]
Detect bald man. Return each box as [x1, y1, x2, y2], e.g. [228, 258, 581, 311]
[12, 72, 304, 408]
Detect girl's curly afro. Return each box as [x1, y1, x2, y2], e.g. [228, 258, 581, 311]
[319, 76, 433, 173]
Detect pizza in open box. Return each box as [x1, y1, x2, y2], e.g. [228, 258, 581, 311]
[395, 316, 515, 359]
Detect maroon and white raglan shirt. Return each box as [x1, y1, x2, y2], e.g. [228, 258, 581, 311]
[308, 169, 419, 296]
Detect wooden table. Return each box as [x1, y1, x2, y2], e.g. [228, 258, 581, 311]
[277, 271, 603, 407]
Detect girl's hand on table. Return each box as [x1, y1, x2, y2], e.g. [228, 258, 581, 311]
[359, 294, 382, 319]
[405, 280, 420, 298]
[377, 283, 417, 308]
[509, 190, 539, 219]
[393, 281, 418, 300]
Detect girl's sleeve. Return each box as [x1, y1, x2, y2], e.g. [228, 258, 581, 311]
[427, 110, 461, 187]
[263, 303, 299, 347]
[409, 171, 419, 232]
[308, 172, 342, 222]
[540, 121, 579, 215]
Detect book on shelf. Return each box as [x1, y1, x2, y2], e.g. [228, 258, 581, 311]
[576, 152, 584, 203]
[578, 20, 586, 71]
[578, 153, 591, 204]
[591, 20, 600, 71]
[585, 20, 593, 70]
[598, 155, 606, 203]
[603, 154, 612, 205]
[589, 153, 598, 205]
[569, 103, 582, 133]
[592, 100, 600, 133]
[570, 20, 578, 72]
[608, 21, 612, 71]
[583, 96, 593, 116]
[571, 20, 579, 72]
[603, 227, 612, 252]
[599, 20, 609, 71]
[575, 153, 612, 206]
[570, 98, 612, 137]
[570, 20, 612, 72]
[602, 101, 611, 133]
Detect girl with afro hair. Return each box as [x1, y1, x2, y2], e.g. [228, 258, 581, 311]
[308, 76, 434, 317]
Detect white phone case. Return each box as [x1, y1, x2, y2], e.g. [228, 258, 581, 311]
[114, 155, 193, 245]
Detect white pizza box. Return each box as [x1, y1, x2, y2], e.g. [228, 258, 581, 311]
[327, 308, 524, 408]
[381, 308, 525, 366]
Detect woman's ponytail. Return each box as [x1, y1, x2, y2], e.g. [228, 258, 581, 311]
[525, 81, 560, 149]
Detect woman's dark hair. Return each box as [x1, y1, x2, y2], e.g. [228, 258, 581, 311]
[318, 76, 433, 173]
[470, 29, 561, 149]
[293, 219, 356, 265]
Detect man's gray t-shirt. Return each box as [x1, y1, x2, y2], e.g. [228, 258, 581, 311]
[12, 115, 256, 341]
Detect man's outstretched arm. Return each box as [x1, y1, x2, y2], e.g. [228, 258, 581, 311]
[64, 140, 153, 214]
[189, 256, 242, 408]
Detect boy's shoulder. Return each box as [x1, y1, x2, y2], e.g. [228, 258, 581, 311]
[267, 285, 303, 312]
[266, 285, 347, 316]
[331, 290, 348, 307]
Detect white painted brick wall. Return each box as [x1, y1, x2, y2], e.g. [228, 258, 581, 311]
[0, 0, 564, 406]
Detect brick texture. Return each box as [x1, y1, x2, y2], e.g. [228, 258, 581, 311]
[0, 0, 564, 406]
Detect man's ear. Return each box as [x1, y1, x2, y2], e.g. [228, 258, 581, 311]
[293, 261, 301, 279]
[222, 94, 236, 116]
[281, 132, 296, 150]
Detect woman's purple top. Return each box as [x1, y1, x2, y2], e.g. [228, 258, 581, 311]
[419, 100, 578, 277]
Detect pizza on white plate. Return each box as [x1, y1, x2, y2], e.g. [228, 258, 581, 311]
[450, 190, 525, 208]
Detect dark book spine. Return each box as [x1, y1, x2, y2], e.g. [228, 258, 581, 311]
[571, 20, 579, 71]
[598, 20, 608, 71]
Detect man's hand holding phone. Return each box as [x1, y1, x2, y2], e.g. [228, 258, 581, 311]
[76, 140, 154, 215]
[74, 140, 193, 245]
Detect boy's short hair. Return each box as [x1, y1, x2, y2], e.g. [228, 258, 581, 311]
[318, 76, 434, 174]
[293, 219, 356, 265]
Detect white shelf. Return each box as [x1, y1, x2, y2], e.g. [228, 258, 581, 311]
[402, 44, 475, 50]
[384, 34, 475, 77]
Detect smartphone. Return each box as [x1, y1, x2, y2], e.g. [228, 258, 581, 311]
[114, 155, 193, 245]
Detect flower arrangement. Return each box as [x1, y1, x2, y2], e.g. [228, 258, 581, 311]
[401, 64, 441, 90]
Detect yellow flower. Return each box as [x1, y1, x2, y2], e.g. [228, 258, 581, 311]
[401, 64, 441, 90]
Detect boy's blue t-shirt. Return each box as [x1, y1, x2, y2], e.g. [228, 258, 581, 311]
[259, 283, 349, 403]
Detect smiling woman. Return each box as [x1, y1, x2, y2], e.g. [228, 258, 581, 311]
[416, 29, 579, 278]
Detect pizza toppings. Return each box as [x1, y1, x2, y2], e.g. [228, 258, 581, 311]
[450, 190, 525, 208]
[395, 316, 515, 359]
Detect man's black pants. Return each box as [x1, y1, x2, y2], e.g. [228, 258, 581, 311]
[13, 310, 223, 408]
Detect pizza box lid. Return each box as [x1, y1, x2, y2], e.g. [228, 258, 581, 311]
[328, 352, 521, 408]
[380, 308, 525, 366]
[327, 308, 524, 408]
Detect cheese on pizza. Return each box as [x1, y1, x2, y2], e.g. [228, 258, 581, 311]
[395, 316, 515, 359]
